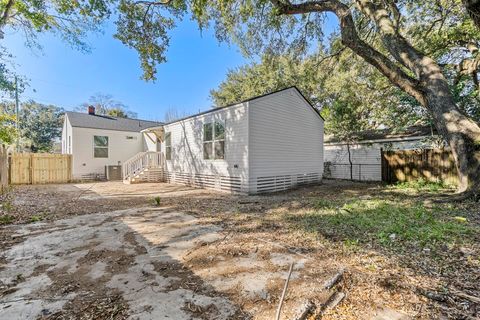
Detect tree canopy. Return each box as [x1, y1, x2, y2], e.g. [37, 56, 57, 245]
[19, 101, 63, 152]
[1, 1, 477, 82]
[0, 100, 63, 151]
[0, 112, 16, 145]
[78, 93, 137, 119]
[210, 48, 428, 134]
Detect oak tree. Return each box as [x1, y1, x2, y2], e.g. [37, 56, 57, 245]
[2, 0, 480, 196]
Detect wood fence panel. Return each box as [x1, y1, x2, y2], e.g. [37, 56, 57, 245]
[10, 153, 31, 184]
[0, 145, 8, 192]
[381, 148, 458, 185]
[10, 153, 72, 185]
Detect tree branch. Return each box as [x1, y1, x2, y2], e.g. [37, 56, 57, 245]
[134, 0, 172, 5]
[0, 0, 15, 31]
[270, 0, 427, 106]
[353, 0, 448, 92]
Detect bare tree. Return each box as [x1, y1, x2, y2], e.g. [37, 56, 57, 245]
[163, 107, 189, 123]
[78, 93, 137, 119]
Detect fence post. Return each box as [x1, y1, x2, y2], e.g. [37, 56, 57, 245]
[0, 145, 8, 192]
[68, 155, 72, 182]
[29, 153, 33, 184]
[380, 148, 386, 182]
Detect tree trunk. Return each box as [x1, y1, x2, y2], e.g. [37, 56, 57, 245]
[274, 0, 480, 196]
[351, 1, 480, 195]
[421, 77, 480, 195]
[463, 0, 480, 30]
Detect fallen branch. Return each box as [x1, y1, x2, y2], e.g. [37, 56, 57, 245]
[292, 300, 316, 320]
[275, 262, 294, 320]
[324, 292, 346, 310]
[312, 291, 346, 319]
[452, 290, 480, 304]
[418, 290, 448, 303]
[323, 269, 345, 290]
[237, 200, 259, 204]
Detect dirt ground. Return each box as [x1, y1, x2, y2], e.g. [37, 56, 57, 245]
[0, 180, 479, 319]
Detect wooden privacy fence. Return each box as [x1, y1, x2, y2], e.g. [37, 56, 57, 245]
[0, 145, 8, 192]
[10, 153, 72, 185]
[381, 148, 458, 185]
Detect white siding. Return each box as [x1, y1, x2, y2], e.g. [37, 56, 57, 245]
[324, 144, 382, 181]
[248, 88, 324, 193]
[70, 127, 144, 179]
[61, 116, 73, 155]
[324, 139, 434, 181]
[162, 103, 249, 193]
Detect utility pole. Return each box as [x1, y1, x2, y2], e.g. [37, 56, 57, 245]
[15, 76, 19, 152]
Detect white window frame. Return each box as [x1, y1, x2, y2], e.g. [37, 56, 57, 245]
[165, 132, 172, 161]
[203, 121, 225, 160]
[93, 135, 109, 158]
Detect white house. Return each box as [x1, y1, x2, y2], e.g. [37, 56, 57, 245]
[324, 125, 440, 181]
[62, 107, 162, 180]
[62, 87, 325, 194]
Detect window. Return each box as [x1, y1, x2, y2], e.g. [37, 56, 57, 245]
[93, 136, 108, 158]
[203, 121, 225, 160]
[203, 123, 213, 159]
[214, 121, 225, 159]
[165, 132, 172, 160]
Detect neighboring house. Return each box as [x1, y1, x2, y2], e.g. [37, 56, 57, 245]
[62, 107, 163, 179]
[324, 125, 440, 181]
[62, 87, 325, 194]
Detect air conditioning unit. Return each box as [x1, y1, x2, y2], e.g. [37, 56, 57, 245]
[105, 165, 122, 181]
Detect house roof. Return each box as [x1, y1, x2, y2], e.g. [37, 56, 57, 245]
[324, 125, 437, 144]
[65, 111, 163, 132]
[162, 86, 324, 126]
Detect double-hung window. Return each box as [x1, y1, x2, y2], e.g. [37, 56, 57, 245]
[203, 121, 225, 160]
[93, 136, 108, 158]
[165, 132, 172, 160]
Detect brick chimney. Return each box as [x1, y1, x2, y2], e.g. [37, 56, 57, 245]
[88, 105, 95, 115]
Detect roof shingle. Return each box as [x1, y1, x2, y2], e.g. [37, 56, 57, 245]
[66, 111, 162, 132]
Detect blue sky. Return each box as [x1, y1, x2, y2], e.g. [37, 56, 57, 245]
[4, 13, 338, 121]
[4, 18, 247, 121]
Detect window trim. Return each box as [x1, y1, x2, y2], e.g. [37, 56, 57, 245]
[93, 135, 109, 158]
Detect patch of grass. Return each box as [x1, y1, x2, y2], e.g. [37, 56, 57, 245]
[1, 200, 13, 212]
[392, 178, 451, 192]
[289, 198, 476, 249]
[30, 215, 44, 223]
[153, 196, 161, 206]
[312, 198, 338, 210]
[0, 215, 14, 225]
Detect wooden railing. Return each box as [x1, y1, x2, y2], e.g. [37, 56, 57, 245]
[122, 151, 163, 180]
